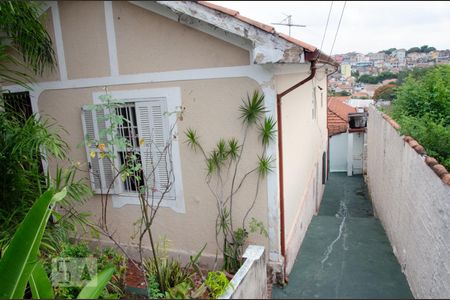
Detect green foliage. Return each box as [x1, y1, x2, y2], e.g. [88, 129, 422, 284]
[147, 274, 165, 299]
[144, 238, 205, 296]
[184, 90, 271, 274]
[257, 155, 274, 178]
[249, 217, 269, 237]
[0, 110, 77, 255]
[51, 245, 126, 299]
[0, 188, 66, 299]
[239, 90, 266, 125]
[29, 260, 55, 299]
[381, 48, 397, 55]
[329, 90, 351, 97]
[357, 71, 397, 84]
[204, 271, 232, 299]
[61, 242, 91, 258]
[259, 116, 277, 146]
[391, 65, 450, 169]
[164, 282, 193, 299]
[395, 66, 433, 86]
[76, 266, 115, 299]
[0, 1, 56, 87]
[397, 115, 450, 169]
[406, 45, 436, 54]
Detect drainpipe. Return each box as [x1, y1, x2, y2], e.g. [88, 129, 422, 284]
[277, 60, 316, 280]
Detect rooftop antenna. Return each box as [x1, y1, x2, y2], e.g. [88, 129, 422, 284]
[271, 14, 306, 36]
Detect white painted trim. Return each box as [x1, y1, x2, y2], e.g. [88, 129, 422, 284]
[49, 2, 68, 81]
[104, 1, 119, 76]
[261, 81, 281, 263]
[92, 87, 186, 213]
[4, 65, 272, 98]
[347, 131, 353, 176]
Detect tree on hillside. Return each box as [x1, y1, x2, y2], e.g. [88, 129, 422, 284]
[373, 84, 397, 101]
[381, 48, 397, 55]
[0, 1, 56, 88]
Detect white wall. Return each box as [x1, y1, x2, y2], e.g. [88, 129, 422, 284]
[330, 132, 348, 172]
[275, 67, 329, 274]
[367, 106, 450, 299]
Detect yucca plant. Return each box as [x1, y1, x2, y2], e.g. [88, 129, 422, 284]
[185, 90, 273, 273]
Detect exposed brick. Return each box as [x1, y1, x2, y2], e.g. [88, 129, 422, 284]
[387, 118, 400, 130]
[425, 156, 439, 167]
[413, 144, 426, 155]
[404, 135, 413, 143]
[442, 174, 450, 186]
[432, 164, 448, 178]
[408, 140, 419, 148]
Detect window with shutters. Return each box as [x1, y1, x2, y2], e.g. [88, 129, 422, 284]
[81, 88, 185, 213]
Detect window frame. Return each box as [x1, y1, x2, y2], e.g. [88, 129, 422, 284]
[91, 87, 185, 213]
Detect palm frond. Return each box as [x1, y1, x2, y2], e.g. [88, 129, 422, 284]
[239, 90, 266, 126]
[0, 1, 56, 76]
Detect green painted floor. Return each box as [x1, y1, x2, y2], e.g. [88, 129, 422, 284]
[272, 172, 413, 299]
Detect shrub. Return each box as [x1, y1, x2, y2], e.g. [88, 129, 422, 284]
[391, 65, 450, 169]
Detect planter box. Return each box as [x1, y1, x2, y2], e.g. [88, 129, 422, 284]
[219, 245, 267, 299]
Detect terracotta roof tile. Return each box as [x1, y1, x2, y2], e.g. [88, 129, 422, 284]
[198, 1, 274, 33]
[328, 97, 355, 120]
[327, 96, 355, 136]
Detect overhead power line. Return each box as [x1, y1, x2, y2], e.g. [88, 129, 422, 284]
[320, 1, 334, 51]
[329, 1, 347, 58]
[316, 1, 347, 70]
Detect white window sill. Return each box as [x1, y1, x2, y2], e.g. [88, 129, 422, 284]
[112, 194, 185, 213]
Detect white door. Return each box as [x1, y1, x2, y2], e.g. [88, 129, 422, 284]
[352, 132, 364, 174]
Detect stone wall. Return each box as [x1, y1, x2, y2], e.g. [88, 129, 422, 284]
[366, 106, 450, 298]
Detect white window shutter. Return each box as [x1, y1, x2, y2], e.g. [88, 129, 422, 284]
[81, 106, 115, 194]
[135, 100, 175, 200]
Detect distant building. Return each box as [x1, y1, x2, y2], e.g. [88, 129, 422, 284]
[392, 49, 406, 65]
[341, 64, 352, 78]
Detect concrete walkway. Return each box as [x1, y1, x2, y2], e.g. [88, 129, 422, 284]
[272, 172, 413, 299]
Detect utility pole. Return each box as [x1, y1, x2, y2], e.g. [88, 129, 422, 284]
[271, 14, 306, 36]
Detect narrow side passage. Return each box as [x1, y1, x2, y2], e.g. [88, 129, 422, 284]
[272, 172, 413, 299]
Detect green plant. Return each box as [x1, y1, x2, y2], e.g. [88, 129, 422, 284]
[204, 271, 232, 299]
[164, 282, 193, 299]
[143, 237, 206, 298]
[185, 90, 273, 273]
[0, 188, 66, 298]
[391, 65, 450, 169]
[147, 274, 165, 299]
[0, 0, 56, 87]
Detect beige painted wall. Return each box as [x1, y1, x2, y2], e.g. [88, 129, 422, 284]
[59, 1, 110, 79]
[38, 77, 268, 264]
[275, 66, 329, 273]
[113, 2, 250, 75]
[367, 106, 450, 298]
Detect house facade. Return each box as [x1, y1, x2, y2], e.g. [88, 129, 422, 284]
[4, 1, 337, 277]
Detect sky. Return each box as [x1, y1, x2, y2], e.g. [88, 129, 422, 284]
[209, 1, 450, 55]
